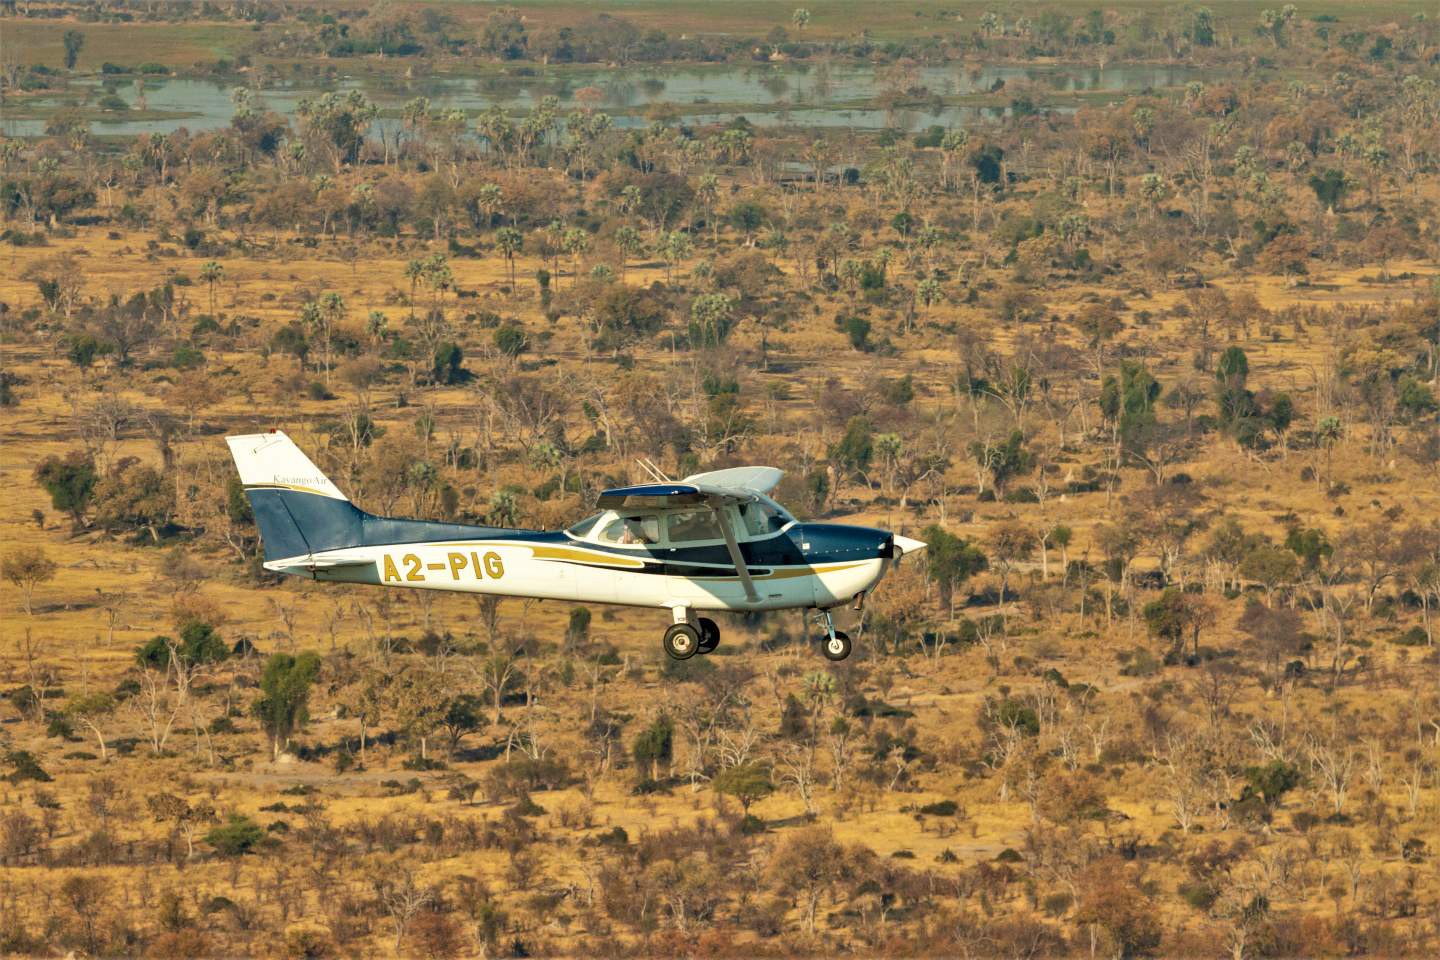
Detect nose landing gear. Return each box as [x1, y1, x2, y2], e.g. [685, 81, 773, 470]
[813, 609, 852, 662]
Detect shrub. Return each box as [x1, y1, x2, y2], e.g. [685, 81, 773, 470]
[205, 815, 266, 857]
[6, 751, 52, 783]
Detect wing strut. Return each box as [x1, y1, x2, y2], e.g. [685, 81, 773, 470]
[711, 500, 760, 603]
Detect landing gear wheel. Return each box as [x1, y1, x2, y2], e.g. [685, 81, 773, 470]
[822, 630, 852, 662]
[697, 618, 720, 654]
[664, 623, 701, 660]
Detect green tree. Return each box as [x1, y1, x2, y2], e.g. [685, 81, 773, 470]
[829, 415, 874, 486]
[494, 325, 528, 358]
[1308, 169, 1348, 211]
[481, 5, 528, 59]
[689, 293, 735, 348]
[252, 652, 323, 761]
[1284, 526, 1333, 572]
[495, 227, 524, 286]
[614, 225, 645, 280]
[205, 815, 266, 857]
[2, 546, 57, 617]
[916, 278, 943, 319]
[93, 459, 174, 543]
[727, 202, 766, 245]
[198, 260, 224, 317]
[431, 342, 466, 385]
[1100, 361, 1161, 455]
[1241, 545, 1298, 606]
[439, 695, 488, 759]
[1142, 588, 1213, 660]
[713, 762, 774, 813]
[969, 429, 1033, 497]
[920, 525, 988, 615]
[1243, 760, 1301, 806]
[62, 30, 85, 70]
[1215, 346, 1256, 431]
[33, 450, 96, 529]
[135, 620, 229, 671]
[65, 693, 116, 761]
[65, 334, 106, 373]
[632, 714, 673, 782]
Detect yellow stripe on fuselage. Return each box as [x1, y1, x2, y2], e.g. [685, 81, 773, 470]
[760, 561, 869, 580]
[527, 545, 649, 569]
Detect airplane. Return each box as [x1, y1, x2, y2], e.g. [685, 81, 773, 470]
[226, 430, 925, 662]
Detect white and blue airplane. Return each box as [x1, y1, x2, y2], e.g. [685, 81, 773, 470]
[227, 430, 924, 661]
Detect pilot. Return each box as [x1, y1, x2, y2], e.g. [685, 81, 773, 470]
[618, 518, 653, 544]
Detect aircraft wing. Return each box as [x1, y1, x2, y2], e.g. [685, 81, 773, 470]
[596, 467, 782, 510]
[596, 483, 708, 510]
[682, 466, 784, 497]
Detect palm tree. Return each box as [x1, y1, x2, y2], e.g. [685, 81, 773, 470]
[317, 292, 346, 385]
[916, 277, 942, 323]
[495, 227, 523, 287]
[615, 225, 645, 280]
[695, 173, 721, 247]
[563, 227, 591, 288]
[403, 258, 426, 320]
[198, 260, 224, 318]
[475, 183, 503, 228]
[420, 255, 453, 314]
[660, 231, 692, 285]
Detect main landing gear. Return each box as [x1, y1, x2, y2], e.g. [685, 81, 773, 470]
[663, 613, 721, 661]
[661, 609, 852, 662]
[814, 609, 852, 662]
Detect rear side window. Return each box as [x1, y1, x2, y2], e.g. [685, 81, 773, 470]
[667, 510, 722, 543]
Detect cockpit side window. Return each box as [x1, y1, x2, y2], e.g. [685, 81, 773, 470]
[598, 514, 661, 546]
[737, 500, 789, 539]
[666, 509, 722, 543]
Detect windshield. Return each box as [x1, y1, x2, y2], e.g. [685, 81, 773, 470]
[567, 512, 604, 539]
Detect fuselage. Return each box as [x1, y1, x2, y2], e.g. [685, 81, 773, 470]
[266, 517, 896, 613]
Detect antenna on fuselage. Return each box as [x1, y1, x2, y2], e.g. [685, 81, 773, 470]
[635, 458, 672, 483]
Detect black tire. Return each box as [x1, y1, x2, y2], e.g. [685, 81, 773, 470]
[821, 630, 852, 662]
[697, 617, 720, 654]
[664, 623, 701, 660]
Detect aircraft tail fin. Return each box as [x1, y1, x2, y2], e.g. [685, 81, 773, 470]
[226, 431, 364, 563]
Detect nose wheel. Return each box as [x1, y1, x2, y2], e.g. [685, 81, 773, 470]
[813, 610, 853, 661]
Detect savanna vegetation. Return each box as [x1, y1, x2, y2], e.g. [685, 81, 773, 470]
[1, 1, 1438, 957]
